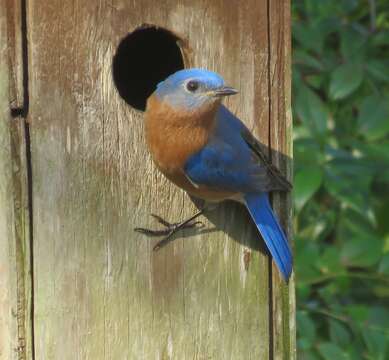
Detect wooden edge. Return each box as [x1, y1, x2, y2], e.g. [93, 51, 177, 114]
[5, 0, 24, 111]
[0, 3, 18, 357]
[0, 2, 33, 359]
[268, 0, 296, 359]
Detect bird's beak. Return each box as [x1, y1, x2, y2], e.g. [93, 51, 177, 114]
[213, 86, 238, 97]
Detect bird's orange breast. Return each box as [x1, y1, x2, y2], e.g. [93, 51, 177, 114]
[144, 95, 236, 201]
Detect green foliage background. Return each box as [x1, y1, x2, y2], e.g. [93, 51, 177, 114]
[292, 1, 389, 359]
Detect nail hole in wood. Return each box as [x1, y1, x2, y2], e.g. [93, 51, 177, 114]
[112, 25, 186, 111]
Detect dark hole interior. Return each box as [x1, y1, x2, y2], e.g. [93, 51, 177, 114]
[112, 26, 185, 111]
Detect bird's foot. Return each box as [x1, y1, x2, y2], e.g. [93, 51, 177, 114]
[134, 213, 204, 251]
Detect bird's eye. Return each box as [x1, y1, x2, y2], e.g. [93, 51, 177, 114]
[186, 80, 199, 92]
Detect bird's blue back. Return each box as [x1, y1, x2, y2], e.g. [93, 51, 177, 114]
[184, 106, 268, 193]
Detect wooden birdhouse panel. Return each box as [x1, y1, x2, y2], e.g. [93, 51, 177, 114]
[1, 0, 294, 358]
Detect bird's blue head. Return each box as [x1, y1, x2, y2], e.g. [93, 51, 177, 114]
[153, 68, 238, 110]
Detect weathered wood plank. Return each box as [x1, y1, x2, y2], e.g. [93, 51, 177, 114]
[269, 1, 296, 359]
[26, 0, 294, 358]
[4, 0, 24, 110]
[0, 12, 18, 355]
[0, 3, 32, 359]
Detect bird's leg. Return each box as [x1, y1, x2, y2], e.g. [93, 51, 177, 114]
[134, 208, 206, 251]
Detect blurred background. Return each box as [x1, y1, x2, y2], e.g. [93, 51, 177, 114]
[292, 0, 389, 358]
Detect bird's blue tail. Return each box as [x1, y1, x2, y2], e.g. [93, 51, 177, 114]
[244, 193, 292, 281]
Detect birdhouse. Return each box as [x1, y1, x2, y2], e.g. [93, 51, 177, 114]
[0, 0, 295, 358]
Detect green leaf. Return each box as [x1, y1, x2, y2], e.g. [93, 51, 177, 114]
[329, 63, 363, 100]
[340, 0, 358, 13]
[367, 306, 389, 329]
[329, 319, 351, 347]
[294, 167, 323, 211]
[357, 95, 389, 141]
[295, 240, 322, 283]
[340, 28, 367, 61]
[317, 248, 343, 274]
[306, 75, 324, 89]
[293, 23, 325, 53]
[385, 235, 389, 253]
[294, 138, 324, 167]
[378, 254, 389, 275]
[324, 160, 371, 212]
[295, 84, 329, 136]
[340, 234, 383, 267]
[338, 208, 377, 238]
[372, 285, 389, 298]
[297, 311, 316, 345]
[362, 328, 387, 360]
[343, 345, 364, 360]
[293, 49, 324, 70]
[347, 305, 369, 323]
[372, 30, 389, 46]
[317, 342, 349, 360]
[351, 140, 389, 163]
[300, 349, 321, 360]
[367, 60, 389, 82]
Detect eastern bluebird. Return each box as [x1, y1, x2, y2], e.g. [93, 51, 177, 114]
[136, 68, 292, 281]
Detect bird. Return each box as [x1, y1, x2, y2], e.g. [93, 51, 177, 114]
[135, 68, 293, 281]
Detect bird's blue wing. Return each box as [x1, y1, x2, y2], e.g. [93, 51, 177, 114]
[184, 106, 275, 193]
[184, 137, 269, 193]
[216, 106, 292, 192]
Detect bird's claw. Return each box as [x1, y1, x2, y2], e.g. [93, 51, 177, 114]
[134, 214, 204, 251]
[150, 213, 172, 228]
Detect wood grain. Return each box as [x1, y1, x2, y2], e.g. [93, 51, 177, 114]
[5, 0, 24, 110]
[0, 3, 32, 359]
[0, 8, 18, 357]
[2, 0, 295, 358]
[269, 1, 296, 359]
